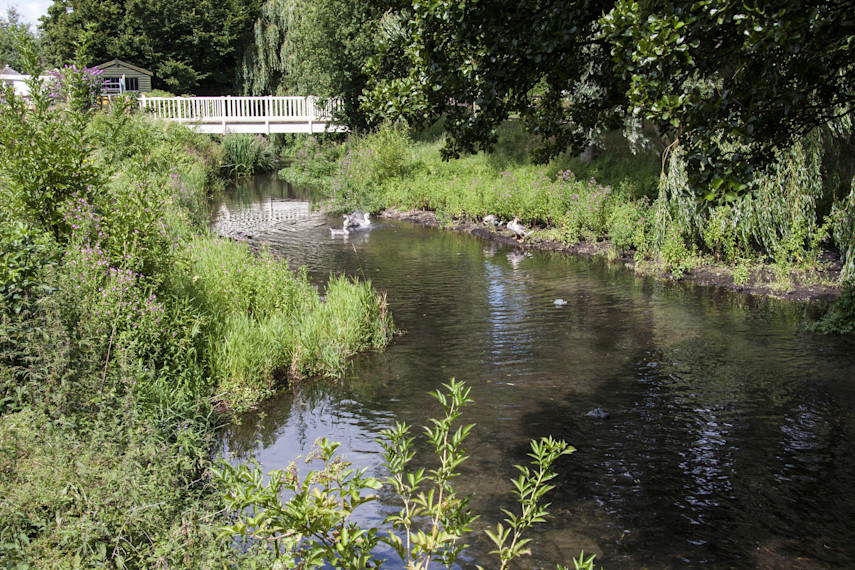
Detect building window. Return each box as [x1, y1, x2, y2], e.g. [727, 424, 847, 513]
[103, 78, 121, 93]
[102, 76, 140, 93]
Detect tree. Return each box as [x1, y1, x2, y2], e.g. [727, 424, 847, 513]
[363, 0, 855, 197]
[363, 0, 621, 161]
[601, 0, 855, 200]
[239, 0, 384, 129]
[0, 8, 40, 71]
[39, 0, 262, 94]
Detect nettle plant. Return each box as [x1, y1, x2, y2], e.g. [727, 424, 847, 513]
[214, 379, 583, 569]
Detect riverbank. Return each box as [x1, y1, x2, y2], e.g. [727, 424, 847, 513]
[379, 208, 843, 304]
[279, 121, 850, 310]
[1, 76, 395, 566]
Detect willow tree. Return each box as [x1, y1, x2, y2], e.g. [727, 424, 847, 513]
[238, 0, 384, 129]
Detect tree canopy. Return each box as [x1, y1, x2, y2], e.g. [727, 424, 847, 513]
[40, 0, 262, 94]
[363, 0, 855, 199]
[239, 0, 384, 129]
[1, 8, 39, 71]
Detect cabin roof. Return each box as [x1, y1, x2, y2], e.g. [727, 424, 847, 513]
[94, 59, 153, 76]
[1, 65, 21, 75]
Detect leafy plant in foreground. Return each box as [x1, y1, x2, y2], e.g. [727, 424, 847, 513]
[214, 379, 580, 568]
[215, 438, 384, 568]
[379, 378, 478, 568]
[484, 435, 575, 570]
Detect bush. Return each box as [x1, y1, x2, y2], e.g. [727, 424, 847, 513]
[661, 223, 696, 278]
[214, 380, 581, 570]
[808, 280, 855, 334]
[608, 198, 652, 254]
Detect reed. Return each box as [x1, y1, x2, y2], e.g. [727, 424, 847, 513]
[222, 133, 276, 177]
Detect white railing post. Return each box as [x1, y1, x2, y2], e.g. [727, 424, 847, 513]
[223, 96, 230, 133]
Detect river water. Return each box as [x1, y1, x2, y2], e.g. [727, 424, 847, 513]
[213, 175, 855, 569]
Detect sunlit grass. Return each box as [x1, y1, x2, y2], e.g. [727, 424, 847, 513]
[188, 238, 394, 409]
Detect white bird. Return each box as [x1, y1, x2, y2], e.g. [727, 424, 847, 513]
[482, 214, 504, 231]
[507, 217, 528, 242]
[348, 211, 371, 228]
[330, 214, 350, 236]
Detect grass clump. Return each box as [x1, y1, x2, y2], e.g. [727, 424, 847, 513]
[188, 237, 394, 409]
[222, 133, 276, 177]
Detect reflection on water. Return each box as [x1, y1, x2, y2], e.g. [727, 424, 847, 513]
[212, 175, 855, 568]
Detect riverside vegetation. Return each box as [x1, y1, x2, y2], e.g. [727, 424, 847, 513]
[0, 58, 596, 568]
[279, 120, 855, 333]
[0, 54, 394, 566]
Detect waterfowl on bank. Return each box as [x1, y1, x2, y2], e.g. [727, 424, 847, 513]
[483, 214, 503, 226]
[507, 217, 528, 242]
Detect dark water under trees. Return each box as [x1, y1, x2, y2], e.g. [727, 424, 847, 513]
[213, 175, 855, 569]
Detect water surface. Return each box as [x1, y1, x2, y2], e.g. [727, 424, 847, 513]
[213, 175, 855, 568]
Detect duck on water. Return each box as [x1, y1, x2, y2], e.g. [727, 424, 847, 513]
[347, 211, 371, 228]
[330, 214, 351, 237]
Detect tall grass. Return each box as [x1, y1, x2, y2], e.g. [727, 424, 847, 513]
[188, 237, 394, 409]
[222, 133, 276, 177]
[282, 122, 636, 242]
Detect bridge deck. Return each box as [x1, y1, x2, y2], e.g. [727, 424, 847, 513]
[138, 95, 347, 134]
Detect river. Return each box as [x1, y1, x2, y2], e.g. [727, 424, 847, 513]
[212, 174, 855, 569]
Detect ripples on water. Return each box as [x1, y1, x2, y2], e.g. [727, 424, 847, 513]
[213, 176, 855, 569]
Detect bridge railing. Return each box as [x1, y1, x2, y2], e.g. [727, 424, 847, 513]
[137, 95, 346, 134]
[139, 95, 340, 121]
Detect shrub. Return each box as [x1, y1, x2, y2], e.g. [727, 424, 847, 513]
[0, 219, 56, 315]
[558, 177, 612, 242]
[214, 380, 580, 570]
[608, 199, 651, 254]
[702, 204, 739, 263]
[808, 280, 855, 335]
[661, 223, 695, 278]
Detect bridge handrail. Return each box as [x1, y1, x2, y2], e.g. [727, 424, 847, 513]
[138, 95, 342, 121]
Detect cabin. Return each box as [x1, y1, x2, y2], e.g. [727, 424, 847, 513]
[94, 59, 153, 94]
[0, 66, 31, 97]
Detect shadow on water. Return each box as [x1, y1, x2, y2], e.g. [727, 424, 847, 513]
[211, 175, 855, 569]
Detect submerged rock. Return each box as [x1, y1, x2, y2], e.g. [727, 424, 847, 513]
[586, 408, 610, 420]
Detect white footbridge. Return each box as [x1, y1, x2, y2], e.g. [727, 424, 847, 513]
[138, 95, 347, 134]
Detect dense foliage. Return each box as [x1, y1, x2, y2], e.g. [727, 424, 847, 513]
[40, 0, 262, 93]
[238, 0, 384, 129]
[363, 0, 854, 197]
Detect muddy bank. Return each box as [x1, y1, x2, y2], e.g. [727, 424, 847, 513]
[379, 208, 843, 304]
